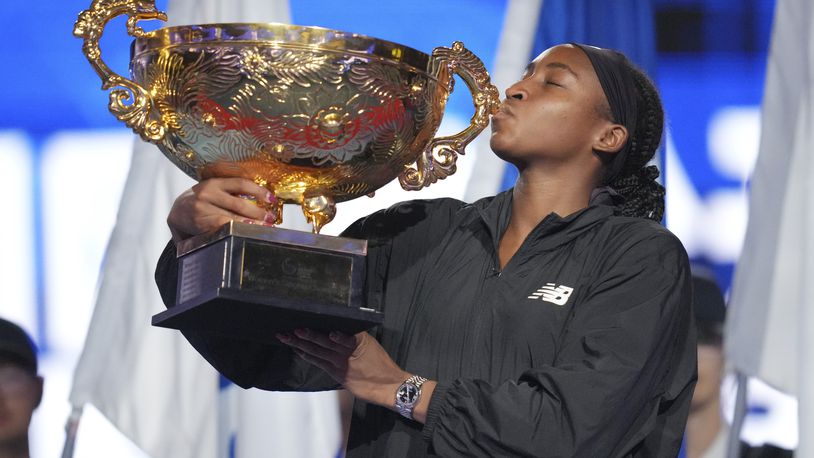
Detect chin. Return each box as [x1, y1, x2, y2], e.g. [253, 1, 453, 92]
[489, 140, 524, 168]
[490, 146, 512, 164]
[489, 136, 510, 160]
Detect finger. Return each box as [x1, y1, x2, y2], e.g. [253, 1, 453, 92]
[211, 178, 274, 202]
[169, 202, 238, 239]
[328, 331, 359, 350]
[291, 348, 338, 378]
[236, 196, 280, 225]
[295, 328, 350, 352]
[193, 202, 259, 228]
[196, 188, 267, 221]
[218, 179, 278, 218]
[278, 333, 345, 368]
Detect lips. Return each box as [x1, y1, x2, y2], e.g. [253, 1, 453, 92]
[493, 103, 513, 119]
[491, 104, 512, 132]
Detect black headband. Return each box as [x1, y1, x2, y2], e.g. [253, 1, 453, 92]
[570, 43, 639, 183]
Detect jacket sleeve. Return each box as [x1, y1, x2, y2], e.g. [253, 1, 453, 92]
[154, 240, 337, 391]
[422, 229, 697, 457]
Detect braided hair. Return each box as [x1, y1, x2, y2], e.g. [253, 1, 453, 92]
[573, 44, 666, 222]
[605, 65, 665, 222]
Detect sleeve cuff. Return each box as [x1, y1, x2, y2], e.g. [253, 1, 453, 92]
[155, 239, 179, 308]
[421, 381, 452, 443]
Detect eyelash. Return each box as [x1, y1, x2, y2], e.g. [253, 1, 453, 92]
[519, 73, 562, 87]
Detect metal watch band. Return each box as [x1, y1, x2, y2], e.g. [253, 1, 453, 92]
[395, 375, 428, 420]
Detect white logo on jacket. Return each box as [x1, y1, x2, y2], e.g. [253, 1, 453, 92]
[527, 283, 574, 305]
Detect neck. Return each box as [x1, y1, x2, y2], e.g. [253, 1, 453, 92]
[685, 397, 723, 458]
[508, 163, 598, 234]
[497, 161, 598, 269]
[0, 437, 30, 458]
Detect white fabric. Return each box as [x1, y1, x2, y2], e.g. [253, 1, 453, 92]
[68, 140, 211, 458]
[166, 0, 290, 27]
[463, 0, 544, 202]
[70, 1, 341, 457]
[724, 0, 814, 455]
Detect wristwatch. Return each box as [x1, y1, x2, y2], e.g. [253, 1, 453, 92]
[395, 375, 428, 420]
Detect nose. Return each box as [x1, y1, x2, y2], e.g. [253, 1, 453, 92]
[505, 82, 525, 101]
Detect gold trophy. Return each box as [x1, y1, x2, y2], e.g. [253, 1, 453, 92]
[75, 0, 499, 342]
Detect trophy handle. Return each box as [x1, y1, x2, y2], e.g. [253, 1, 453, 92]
[399, 41, 500, 191]
[73, 0, 168, 142]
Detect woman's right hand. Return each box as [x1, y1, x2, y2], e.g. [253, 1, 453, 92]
[167, 178, 278, 242]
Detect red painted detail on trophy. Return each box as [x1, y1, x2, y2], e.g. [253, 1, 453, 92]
[196, 96, 409, 151]
[365, 98, 406, 131]
[197, 98, 263, 131]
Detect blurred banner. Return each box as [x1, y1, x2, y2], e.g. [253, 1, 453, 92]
[66, 0, 342, 457]
[725, 0, 813, 455]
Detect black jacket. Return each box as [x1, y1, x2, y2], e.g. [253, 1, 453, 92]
[155, 189, 697, 457]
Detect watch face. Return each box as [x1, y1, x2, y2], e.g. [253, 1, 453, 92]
[397, 383, 419, 404]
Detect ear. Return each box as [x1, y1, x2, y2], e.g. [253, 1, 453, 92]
[593, 123, 628, 154]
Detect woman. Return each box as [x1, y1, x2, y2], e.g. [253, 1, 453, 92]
[156, 43, 696, 457]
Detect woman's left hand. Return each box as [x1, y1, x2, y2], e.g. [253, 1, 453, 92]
[276, 329, 409, 408]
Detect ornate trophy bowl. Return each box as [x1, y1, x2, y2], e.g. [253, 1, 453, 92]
[75, 0, 499, 341]
[75, 0, 499, 233]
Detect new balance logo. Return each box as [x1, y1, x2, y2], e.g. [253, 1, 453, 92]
[527, 283, 574, 306]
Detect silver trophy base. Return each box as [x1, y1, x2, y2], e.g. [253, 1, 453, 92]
[152, 221, 383, 345]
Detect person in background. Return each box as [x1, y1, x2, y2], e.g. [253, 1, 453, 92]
[685, 274, 794, 458]
[0, 318, 42, 458]
[685, 274, 728, 458]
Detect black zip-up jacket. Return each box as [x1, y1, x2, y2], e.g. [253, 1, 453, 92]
[155, 189, 697, 457]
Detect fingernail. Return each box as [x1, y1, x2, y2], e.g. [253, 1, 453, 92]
[264, 212, 277, 224]
[266, 191, 277, 203]
[276, 333, 291, 343]
[242, 219, 256, 225]
[294, 328, 309, 338]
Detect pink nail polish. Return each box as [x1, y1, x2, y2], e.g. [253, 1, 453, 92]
[264, 212, 277, 224]
[266, 191, 277, 203]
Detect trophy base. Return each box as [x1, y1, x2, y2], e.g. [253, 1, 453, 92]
[152, 221, 383, 345]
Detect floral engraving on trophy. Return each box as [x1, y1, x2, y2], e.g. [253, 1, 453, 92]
[349, 63, 414, 101]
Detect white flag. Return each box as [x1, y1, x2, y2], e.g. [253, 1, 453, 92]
[69, 1, 342, 457]
[67, 139, 212, 457]
[725, 0, 814, 455]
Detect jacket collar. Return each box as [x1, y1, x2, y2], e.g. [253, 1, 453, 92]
[472, 187, 623, 253]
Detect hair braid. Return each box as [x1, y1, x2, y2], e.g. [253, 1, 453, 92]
[608, 64, 666, 221]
